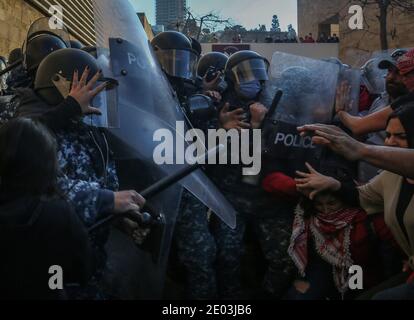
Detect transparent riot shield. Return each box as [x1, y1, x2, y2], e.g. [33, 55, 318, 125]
[0, 56, 7, 92]
[262, 52, 339, 170]
[321, 57, 361, 116]
[337, 67, 361, 116]
[361, 56, 387, 95]
[25, 17, 71, 46]
[90, 0, 236, 298]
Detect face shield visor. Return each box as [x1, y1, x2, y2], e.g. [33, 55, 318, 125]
[361, 59, 387, 94]
[24, 17, 71, 49]
[155, 49, 198, 80]
[231, 58, 269, 84]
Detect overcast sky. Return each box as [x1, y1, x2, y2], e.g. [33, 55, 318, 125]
[129, 0, 298, 31]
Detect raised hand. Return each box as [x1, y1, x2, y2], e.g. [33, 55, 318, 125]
[69, 67, 108, 115]
[295, 162, 341, 200]
[297, 124, 365, 161]
[219, 103, 251, 130]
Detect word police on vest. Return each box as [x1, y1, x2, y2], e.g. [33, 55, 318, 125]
[274, 132, 315, 149]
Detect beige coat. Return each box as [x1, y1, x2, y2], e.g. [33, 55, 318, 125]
[358, 171, 414, 269]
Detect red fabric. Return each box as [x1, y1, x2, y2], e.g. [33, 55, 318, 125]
[359, 85, 376, 112]
[407, 272, 414, 284]
[397, 49, 414, 75]
[262, 172, 299, 201]
[351, 214, 402, 288]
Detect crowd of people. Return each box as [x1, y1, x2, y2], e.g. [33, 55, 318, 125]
[299, 32, 340, 43]
[0, 14, 413, 301]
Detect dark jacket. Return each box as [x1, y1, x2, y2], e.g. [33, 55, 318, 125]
[0, 193, 93, 300]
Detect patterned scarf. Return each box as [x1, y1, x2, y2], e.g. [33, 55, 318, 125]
[288, 205, 363, 294]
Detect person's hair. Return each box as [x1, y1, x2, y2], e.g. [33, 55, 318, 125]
[300, 190, 337, 217]
[299, 164, 355, 217]
[386, 111, 399, 127]
[0, 118, 58, 196]
[386, 107, 414, 148]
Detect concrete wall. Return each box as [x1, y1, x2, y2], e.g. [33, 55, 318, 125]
[297, 0, 343, 38]
[201, 43, 339, 63]
[338, 1, 414, 67]
[0, 0, 42, 57]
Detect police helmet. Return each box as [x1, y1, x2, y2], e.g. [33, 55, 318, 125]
[197, 52, 228, 78]
[225, 50, 269, 84]
[24, 33, 68, 76]
[151, 31, 198, 80]
[34, 48, 101, 106]
[69, 40, 83, 49]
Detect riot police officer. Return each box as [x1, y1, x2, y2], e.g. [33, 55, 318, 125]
[211, 50, 297, 298]
[152, 31, 236, 299]
[0, 18, 69, 125]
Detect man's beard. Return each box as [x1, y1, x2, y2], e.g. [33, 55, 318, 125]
[386, 81, 409, 100]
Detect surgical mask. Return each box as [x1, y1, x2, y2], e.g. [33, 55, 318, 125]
[236, 80, 262, 100]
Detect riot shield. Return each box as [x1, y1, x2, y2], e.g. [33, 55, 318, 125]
[0, 57, 7, 92]
[25, 17, 71, 46]
[321, 58, 361, 116]
[90, 0, 236, 298]
[361, 59, 386, 95]
[337, 67, 361, 116]
[263, 52, 339, 170]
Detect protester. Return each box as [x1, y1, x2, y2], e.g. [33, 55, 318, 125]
[0, 118, 93, 299]
[287, 165, 394, 300]
[296, 106, 414, 299]
[336, 49, 414, 137]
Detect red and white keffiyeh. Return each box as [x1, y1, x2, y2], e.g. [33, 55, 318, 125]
[288, 205, 363, 294]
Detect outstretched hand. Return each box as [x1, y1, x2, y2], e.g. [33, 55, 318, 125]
[69, 67, 108, 115]
[335, 80, 353, 114]
[295, 163, 341, 200]
[297, 124, 365, 161]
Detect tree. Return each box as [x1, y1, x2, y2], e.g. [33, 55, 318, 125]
[183, 7, 233, 40]
[352, 0, 414, 50]
[226, 24, 247, 33]
[259, 24, 267, 32]
[271, 15, 281, 32]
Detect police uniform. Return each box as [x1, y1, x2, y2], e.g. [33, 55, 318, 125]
[207, 88, 296, 298]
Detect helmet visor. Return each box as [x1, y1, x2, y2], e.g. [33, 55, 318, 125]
[26, 17, 71, 47]
[361, 58, 387, 94]
[231, 58, 269, 84]
[155, 49, 198, 80]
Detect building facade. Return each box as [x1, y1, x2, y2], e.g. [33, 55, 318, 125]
[297, 0, 414, 66]
[156, 0, 186, 31]
[0, 0, 95, 57]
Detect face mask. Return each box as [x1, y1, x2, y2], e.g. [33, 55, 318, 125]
[236, 80, 262, 100]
